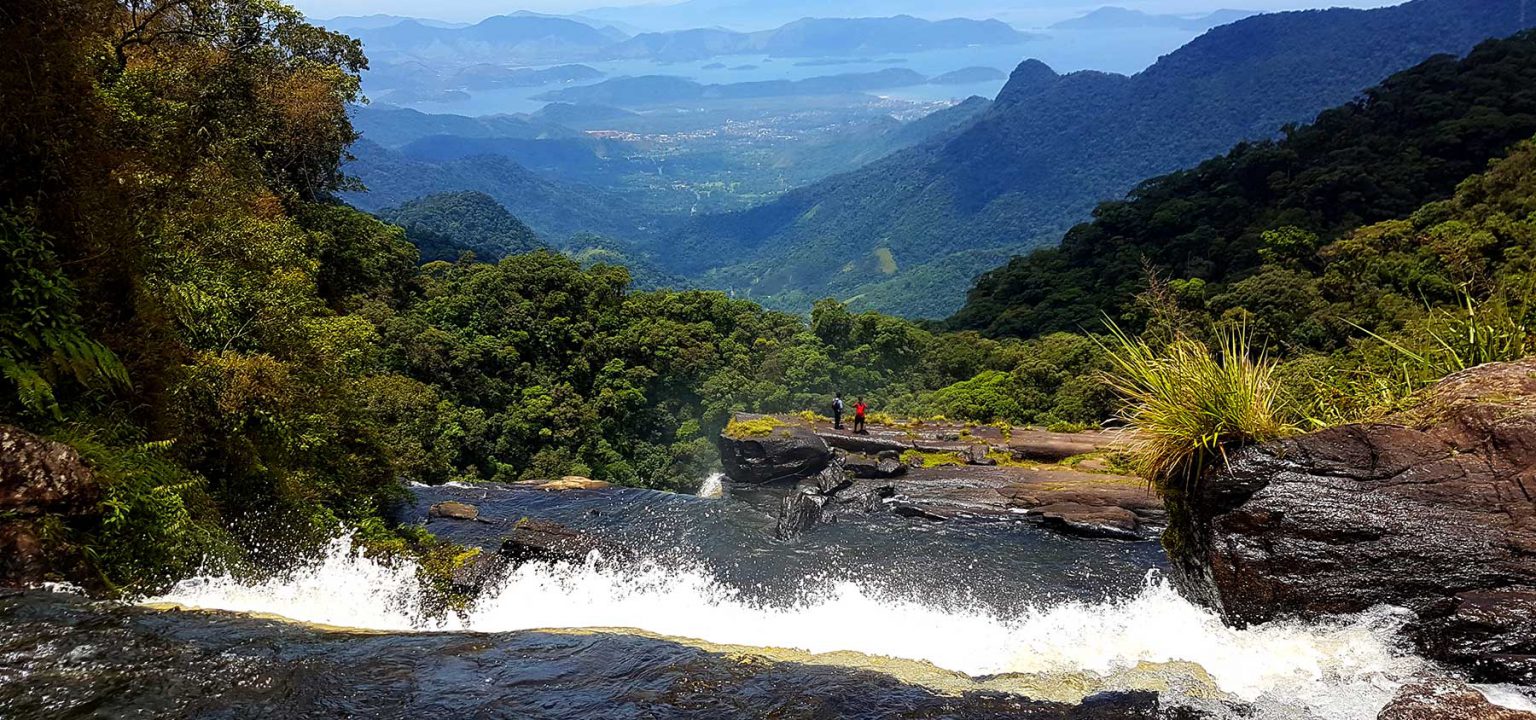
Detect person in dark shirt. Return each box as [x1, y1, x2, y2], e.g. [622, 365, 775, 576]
[832, 393, 845, 429]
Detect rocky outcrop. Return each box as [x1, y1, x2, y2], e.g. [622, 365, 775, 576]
[1169, 359, 1536, 684]
[0, 426, 100, 587]
[844, 451, 906, 479]
[501, 518, 623, 564]
[1377, 677, 1536, 719]
[717, 415, 832, 483]
[776, 455, 895, 539]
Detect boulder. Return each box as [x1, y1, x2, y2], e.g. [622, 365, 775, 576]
[537, 476, 612, 492]
[718, 414, 832, 483]
[1168, 359, 1536, 683]
[776, 456, 895, 539]
[0, 425, 98, 516]
[0, 426, 100, 587]
[428, 501, 480, 521]
[844, 452, 907, 479]
[1029, 503, 1142, 540]
[1377, 677, 1536, 719]
[501, 518, 620, 564]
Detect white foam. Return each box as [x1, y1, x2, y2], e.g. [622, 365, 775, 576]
[145, 539, 1431, 718]
[695, 473, 725, 499]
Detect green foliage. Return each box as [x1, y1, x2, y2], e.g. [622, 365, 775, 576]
[722, 416, 784, 438]
[0, 211, 129, 418]
[670, 10, 1536, 318]
[65, 433, 237, 592]
[1101, 322, 1297, 489]
[954, 31, 1536, 339]
[375, 191, 544, 263]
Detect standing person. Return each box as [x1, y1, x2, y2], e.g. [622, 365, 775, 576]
[853, 398, 868, 434]
[832, 393, 845, 430]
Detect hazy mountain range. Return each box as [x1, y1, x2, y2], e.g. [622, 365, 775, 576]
[659, 0, 1536, 317]
[348, 14, 1035, 66]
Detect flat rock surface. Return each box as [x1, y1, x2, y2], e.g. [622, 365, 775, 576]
[886, 465, 1162, 539]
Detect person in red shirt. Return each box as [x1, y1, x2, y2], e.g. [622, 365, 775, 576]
[853, 398, 868, 434]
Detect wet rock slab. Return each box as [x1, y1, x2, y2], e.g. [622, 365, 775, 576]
[888, 465, 1163, 540]
[1173, 359, 1536, 684]
[1376, 677, 1536, 719]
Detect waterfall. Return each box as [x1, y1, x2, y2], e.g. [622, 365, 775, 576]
[146, 537, 1437, 719]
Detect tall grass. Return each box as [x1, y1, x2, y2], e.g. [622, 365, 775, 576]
[1356, 290, 1534, 382]
[1099, 322, 1296, 489]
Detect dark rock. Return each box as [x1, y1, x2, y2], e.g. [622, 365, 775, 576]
[0, 426, 100, 587]
[718, 414, 832, 483]
[1030, 503, 1142, 540]
[776, 456, 895, 539]
[844, 453, 908, 479]
[500, 518, 620, 564]
[0, 425, 98, 516]
[1377, 676, 1536, 719]
[450, 551, 510, 594]
[1168, 359, 1536, 683]
[964, 444, 997, 466]
[428, 501, 480, 521]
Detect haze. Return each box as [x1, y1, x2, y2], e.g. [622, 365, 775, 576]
[292, 0, 1405, 26]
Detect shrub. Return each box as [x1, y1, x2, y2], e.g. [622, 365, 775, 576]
[723, 416, 784, 438]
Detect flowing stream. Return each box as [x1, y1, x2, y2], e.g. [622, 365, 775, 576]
[1, 479, 1517, 719]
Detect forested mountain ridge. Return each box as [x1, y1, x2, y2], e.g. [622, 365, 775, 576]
[662, 0, 1536, 318]
[949, 29, 1536, 340]
[376, 192, 545, 262]
[343, 140, 675, 244]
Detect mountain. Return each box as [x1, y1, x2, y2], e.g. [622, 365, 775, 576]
[315, 14, 467, 31]
[605, 16, 1031, 62]
[531, 103, 639, 127]
[377, 191, 545, 263]
[344, 140, 671, 244]
[659, 0, 1536, 318]
[931, 67, 1008, 85]
[350, 106, 578, 148]
[351, 15, 621, 64]
[534, 69, 930, 106]
[1051, 7, 1257, 31]
[577, 0, 1073, 32]
[946, 30, 1536, 339]
[354, 14, 1030, 66]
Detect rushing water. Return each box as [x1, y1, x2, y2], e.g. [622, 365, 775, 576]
[1, 479, 1524, 719]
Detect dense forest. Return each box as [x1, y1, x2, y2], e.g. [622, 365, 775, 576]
[4, 0, 1536, 596]
[950, 30, 1536, 342]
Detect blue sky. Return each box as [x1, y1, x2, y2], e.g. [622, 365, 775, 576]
[291, 0, 1405, 24]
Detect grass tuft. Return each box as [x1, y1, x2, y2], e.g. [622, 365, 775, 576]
[1099, 321, 1297, 490]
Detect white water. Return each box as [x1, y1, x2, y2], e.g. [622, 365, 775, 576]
[695, 472, 725, 499]
[149, 537, 1432, 719]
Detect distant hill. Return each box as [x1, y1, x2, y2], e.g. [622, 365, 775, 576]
[930, 67, 1007, 85]
[353, 14, 1031, 65]
[531, 103, 639, 127]
[350, 106, 578, 148]
[947, 30, 1536, 339]
[660, 0, 1536, 318]
[352, 15, 620, 64]
[344, 140, 671, 244]
[377, 191, 545, 263]
[1051, 7, 1256, 31]
[535, 68, 929, 106]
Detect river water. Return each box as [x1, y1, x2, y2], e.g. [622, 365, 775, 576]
[0, 478, 1515, 719]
